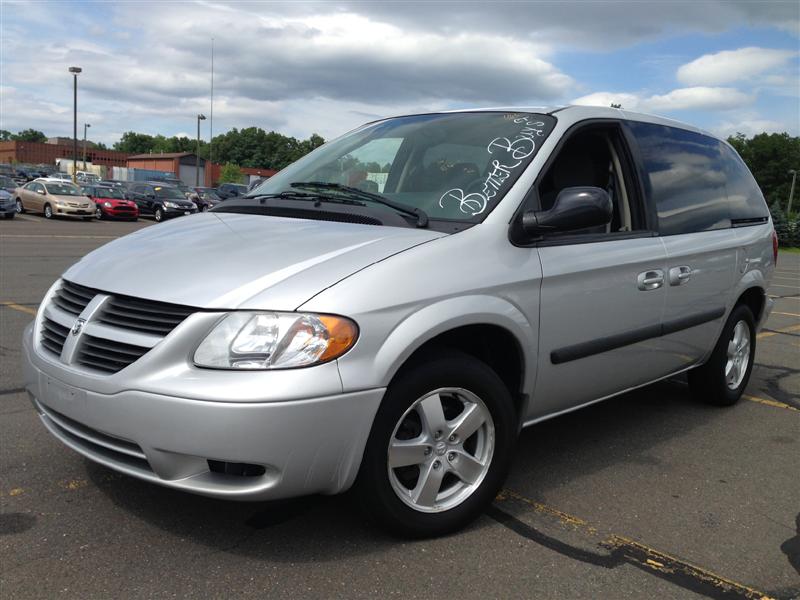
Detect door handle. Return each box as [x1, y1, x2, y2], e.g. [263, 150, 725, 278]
[637, 270, 664, 291]
[668, 266, 693, 286]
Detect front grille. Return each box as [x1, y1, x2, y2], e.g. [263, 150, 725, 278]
[52, 280, 95, 316]
[97, 295, 194, 335]
[43, 279, 197, 374]
[41, 318, 69, 357]
[76, 334, 150, 373]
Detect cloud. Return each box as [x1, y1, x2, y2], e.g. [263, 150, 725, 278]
[573, 87, 753, 113]
[712, 117, 789, 138]
[644, 87, 753, 111]
[677, 47, 797, 85]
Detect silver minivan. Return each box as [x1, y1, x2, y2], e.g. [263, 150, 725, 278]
[22, 106, 776, 537]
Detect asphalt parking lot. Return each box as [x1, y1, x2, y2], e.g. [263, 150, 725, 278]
[1, 214, 798, 599]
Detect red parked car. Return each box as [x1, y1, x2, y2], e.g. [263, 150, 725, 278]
[81, 185, 139, 220]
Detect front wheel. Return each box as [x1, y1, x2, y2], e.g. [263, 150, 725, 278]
[43, 204, 53, 219]
[4, 212, 14, 219]
[154, 207, 164, 222]
[357, 350, 517, 538]
[688, 304, 756, 406]
[15, 198, 24, 214]
[95, 207, 103, 220]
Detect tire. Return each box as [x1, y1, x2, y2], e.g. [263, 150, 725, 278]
[95, 207, 103, 220]
[688, 304, 756, 406]
[201, 204, 209, 212]
[4, 212, 14, 219]
[43, 204, 53, 219]
[15, 198, 24, 214]
[83, 217, 92, 221]
[154, 207, 163, 222]
[357, 350, 517, 538]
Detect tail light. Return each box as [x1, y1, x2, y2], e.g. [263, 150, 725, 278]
[772, 229, 779, 265]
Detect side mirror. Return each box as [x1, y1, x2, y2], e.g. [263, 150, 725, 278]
[522, 186, 612, 236]
[37, 189, 46, 195]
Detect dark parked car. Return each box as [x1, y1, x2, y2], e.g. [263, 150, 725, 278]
[0, 175, 17, 194]
[189, 187, 223, 211]
[216, 182, 247, 199]
[127, 183, 197, 222]
[81, 185, 139, 221]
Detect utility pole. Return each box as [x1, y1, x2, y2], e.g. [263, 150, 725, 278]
[69, 66, 82, 182]
[788, 169, 797, 216]
[196, 114, 206, 186]
[82, 123, 91, 171]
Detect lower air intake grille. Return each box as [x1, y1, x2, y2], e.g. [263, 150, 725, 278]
[41, 318, 69, 357]
[76, 334, 150, 373]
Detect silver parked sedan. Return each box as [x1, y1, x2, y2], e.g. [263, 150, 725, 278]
[22, 106, 775, 537]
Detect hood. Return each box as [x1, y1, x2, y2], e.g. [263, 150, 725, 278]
[64, 212, 445, 310]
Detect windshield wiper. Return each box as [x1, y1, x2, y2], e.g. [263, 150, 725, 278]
[290, 182, 429, 227]
[243, 190, 365, 207]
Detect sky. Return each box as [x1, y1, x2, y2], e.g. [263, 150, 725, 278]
[1, 0, 798, 147]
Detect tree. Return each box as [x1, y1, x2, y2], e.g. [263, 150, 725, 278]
[113, 131, 157, 154]
[219, 162, 243, 183]
[13, 129, 46, 142]
[728, 132, 800, 213]
[0, 130, 12, 141]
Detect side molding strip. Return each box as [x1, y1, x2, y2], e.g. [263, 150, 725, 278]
[550, 308, 725, 365]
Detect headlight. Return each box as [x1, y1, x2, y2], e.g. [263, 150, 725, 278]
[163, 201, 179, 208]
[194, 312, 358, 370]
[103, 201, 112, 207]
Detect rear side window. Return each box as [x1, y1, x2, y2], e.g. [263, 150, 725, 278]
[628, 122, 729, 235]
[719, 143, 768, 223]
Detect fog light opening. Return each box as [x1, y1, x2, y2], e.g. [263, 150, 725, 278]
[207, 459, 266, 477]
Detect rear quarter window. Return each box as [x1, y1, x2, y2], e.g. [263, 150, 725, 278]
[719, 143, 768, 223]
[628, 122, 730, 235]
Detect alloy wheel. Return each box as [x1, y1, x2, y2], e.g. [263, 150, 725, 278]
[387, 387, 495, 513]
[725, 320, 750, 390]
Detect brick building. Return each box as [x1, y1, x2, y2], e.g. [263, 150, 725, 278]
[0, 141, 129, 168]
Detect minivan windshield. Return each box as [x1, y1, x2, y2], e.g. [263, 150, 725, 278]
[248, 112, 555, 223]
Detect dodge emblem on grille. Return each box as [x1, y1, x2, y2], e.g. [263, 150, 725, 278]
[71, 318, 86, 336]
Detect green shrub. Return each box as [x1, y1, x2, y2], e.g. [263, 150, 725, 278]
[770, 201, 800, 247]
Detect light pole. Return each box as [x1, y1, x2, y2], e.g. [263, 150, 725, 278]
[196, 113, 206, 186]
[788, 169, 797, 216]
[69, 66, 82, 182]
[82, 123, 91, 171]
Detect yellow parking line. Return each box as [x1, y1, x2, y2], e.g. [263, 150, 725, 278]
[494, 489, 773, 599]
[757, 323, 800, 339]
[744, 395, 799, 412]
[0, 301, 37, 316]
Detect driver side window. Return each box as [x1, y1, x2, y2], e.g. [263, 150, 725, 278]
[537, 127, 639, 235]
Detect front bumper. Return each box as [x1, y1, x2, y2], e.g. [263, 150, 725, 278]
[22, 323, 384, 501]
[163, 207, 197, 218]
[101, 206, 138, 219]
[55, 205, 94, 217]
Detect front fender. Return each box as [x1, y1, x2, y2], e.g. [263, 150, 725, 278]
[336, 294, 537, 395]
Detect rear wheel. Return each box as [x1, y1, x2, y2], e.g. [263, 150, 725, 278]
[15, 198, 24, 214]
[688, 304, 756, 406]
[357, 351, 517, 538]
[43, 204, 53, 219]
